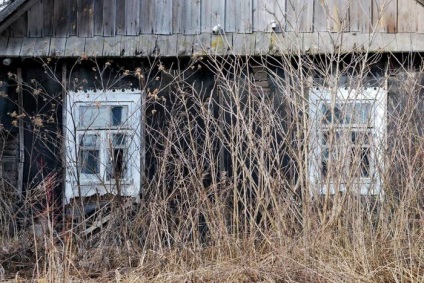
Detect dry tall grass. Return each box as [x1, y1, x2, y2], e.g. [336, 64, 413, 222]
[1, 45, 424, 283]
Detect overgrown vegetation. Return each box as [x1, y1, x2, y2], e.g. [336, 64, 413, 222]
[1, 21, 424, 283]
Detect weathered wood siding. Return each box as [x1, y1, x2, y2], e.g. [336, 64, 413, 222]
[3, 0, 424, 37]
[1, 0, 424, 57]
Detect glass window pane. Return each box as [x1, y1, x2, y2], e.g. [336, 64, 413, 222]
[361, 147, 370, 177]
[80, 150, 99, 174]
[321, 103, 331, 124]
[354, 102, 372, 124]
[79, 134, 98, 147]
[107, 149, 126, 180]
[79, 106, 110, 128]
[351, 131, 371, 145]
[112, 133, 126, 146]
[111, 106, 128, 126]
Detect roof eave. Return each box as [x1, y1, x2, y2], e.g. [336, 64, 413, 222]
[0, 0, 38, 35]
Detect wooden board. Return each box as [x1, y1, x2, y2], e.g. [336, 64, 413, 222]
[154, 0, 172, 34]
[5, 37, 22, 56]
[201, 0, 225, 33]
[156, 35, 177, 56]
[193, 33, 211, 55]
[65, 37, 85, 56]
[313, 0, 349, 32]
[27, 1, 43, 37]
[232, 33, 255, 55]
[120, 36, 139, 56]
[77, 0, 94, 37]
[172, 0, 183, 33]
[11, 13, 27, 37]
[33, 37, 50, 56]
[43, 0, 54, 36]
[102, 36, 121, 56]
[253, 0, 285, 32]
[182, 0, 201, 34]
[68, 0, 78, 36]
[350, 0, 371, 32]
[20, 37, 36, 56]
[211, 33, 231, 54]
[340, 32, 370, 52]
[84, 36, 104, 56]
[313, 0, 328, 31]
[395, 33, 412, 51]
[328, 0, 350, 32]
[417, 0, 424, 33]
[93, 0, 103, 35]
[140, 0, 155, 34]
[286, 0, 313, 32]
[303, 32, 319, 53]
[373, 0, 398, 33]
[411, 33, 424, 51]
[49, 37, 67, 56]
[0, 37, 9, 55]
[225, 0, 237, 32]
[397, 0, 416, 32]
[255, 32, 270, 55]
[102, 0, 116, 36]
[53, 0, 69, 37]
[237, 0, 253, 33]
[125, 0, 140, 35]
[115, 0, 125, 34]
[137, 34, 156, 56]
[176, 34, 193, 56]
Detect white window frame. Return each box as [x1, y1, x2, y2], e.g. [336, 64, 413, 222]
[309, 87, 386, 195]
[64, 90, 142, 204]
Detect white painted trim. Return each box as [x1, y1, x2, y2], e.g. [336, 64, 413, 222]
[308, 87, 386, 195]
[64, 89, 143, 204]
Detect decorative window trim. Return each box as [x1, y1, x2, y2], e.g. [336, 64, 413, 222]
[64, 90, 142, 204]
[308, 87, 386, 195]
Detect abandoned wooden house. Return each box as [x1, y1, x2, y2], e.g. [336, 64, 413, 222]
[0, 0, 423, 216]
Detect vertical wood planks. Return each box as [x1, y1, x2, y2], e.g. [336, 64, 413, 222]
[225, 0, 237, 32]
[103, 0, 116, 36]
[172, 0, 184, 33]
[314, 0, 349, 32]
[350, 0, 371, 32]
[93, 0, 103, 35]
[183, 0, 201, 34]
[373, 0, 397, 32]
[226, 0, 253, 33]
[201, 0, 225, 32]
[286, 0, 313, 32]
[239, 0, 253, 33]
[115, 0, 125, 34]
[11, 14, 27, 37]
[313, 0, 328, 31]
[5, 38, 22, 56]
[27, 1, 43, 37]
[253, 0, 285, 32]
[154, 0, 172, 34]
[417, 0, 424, 33]
[397, 0, 415, 32]
[125, 0, 140, 35]
[43, 0, 54, 36]
[68, 0, 78, 36]
[77, 0, 94, 37]
[328, 0, 350, 32]
[140, 0, 155, 33]
[54, 1, 70, 37]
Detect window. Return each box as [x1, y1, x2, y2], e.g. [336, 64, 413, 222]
[309, 88, 386, 195]
[65, 90, 142, 203]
